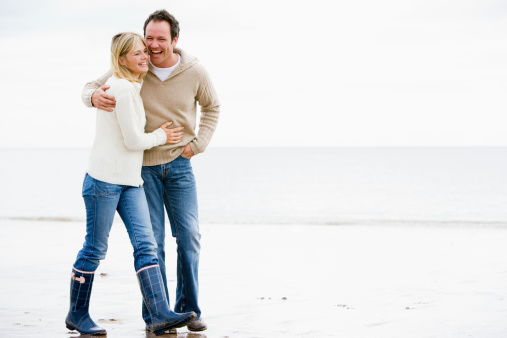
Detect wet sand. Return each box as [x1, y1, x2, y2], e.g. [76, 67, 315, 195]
[1, 220, 507, 337]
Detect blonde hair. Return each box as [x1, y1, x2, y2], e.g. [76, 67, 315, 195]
[111, 32, 147, 83]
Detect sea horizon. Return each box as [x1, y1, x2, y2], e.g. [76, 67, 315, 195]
[1, 146, 506, 226]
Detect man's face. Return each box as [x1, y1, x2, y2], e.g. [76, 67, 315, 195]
[145, 20, 178, 68]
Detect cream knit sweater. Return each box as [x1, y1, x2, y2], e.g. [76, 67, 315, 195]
[87, 76, 167, 187]
[82, 48, 220, 166]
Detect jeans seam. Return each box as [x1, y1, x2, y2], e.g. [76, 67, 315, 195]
[119, 190, 140, 251]
[164, 189, 186, 311]
[79, 195, 96, 272]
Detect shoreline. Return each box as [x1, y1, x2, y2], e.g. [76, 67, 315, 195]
[2, 217, 507, 228]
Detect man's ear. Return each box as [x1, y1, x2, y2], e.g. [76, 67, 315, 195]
[172, 36, 179, 48]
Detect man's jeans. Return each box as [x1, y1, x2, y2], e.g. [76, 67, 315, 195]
[73, 174, 159, 273]
[141, 156, 201, 320]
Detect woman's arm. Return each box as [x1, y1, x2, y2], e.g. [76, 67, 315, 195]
[114, 83, 168, 151]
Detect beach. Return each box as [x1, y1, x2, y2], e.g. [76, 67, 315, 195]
[1, 219, 507, 337]
[1, 147, 506, 337]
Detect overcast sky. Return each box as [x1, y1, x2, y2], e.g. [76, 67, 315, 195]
[1, 0, 506, 148]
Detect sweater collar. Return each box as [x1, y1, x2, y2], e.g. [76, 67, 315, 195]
[111, 74, 142, 92]
[147, 48, 199, 81]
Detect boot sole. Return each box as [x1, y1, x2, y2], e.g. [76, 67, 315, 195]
[145, 326, 177, 334]
[66, 321, 107, 335]
[153, 314, 197, 335]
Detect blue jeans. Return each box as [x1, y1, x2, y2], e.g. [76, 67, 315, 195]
[141, 156, 201, 319]
[73, 174, 159, 272]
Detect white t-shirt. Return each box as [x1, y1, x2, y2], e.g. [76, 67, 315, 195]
[150, 54, 181, 81]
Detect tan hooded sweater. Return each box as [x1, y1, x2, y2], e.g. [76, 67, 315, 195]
[82, 48, 220, 166]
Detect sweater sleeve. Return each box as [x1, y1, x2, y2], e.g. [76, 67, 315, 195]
[114, 82, 167, 151]
[189, 66, 220, 155]
[81, 70, 113, 108]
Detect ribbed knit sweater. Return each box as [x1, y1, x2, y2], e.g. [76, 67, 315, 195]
[82, 48, 220, 166]
[87, 76, 167, 187]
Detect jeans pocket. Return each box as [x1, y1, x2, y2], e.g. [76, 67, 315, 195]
[91, 176, 122, 197]
[82, 174, 92, 196]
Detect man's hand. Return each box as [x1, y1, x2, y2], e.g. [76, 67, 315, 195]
[91, 84, 116, 112]
[181, 144, 195, 159]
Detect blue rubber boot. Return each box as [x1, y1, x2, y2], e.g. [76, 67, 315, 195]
[137, 265, 196, 335]
[65, 268, 106, 335]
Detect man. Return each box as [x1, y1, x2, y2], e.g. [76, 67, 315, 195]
[81, 9, 220, 332]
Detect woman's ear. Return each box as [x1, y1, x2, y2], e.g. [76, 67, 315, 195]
[119, 56, 126, 66]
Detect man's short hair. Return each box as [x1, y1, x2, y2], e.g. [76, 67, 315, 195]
[143, 9, 180, 40]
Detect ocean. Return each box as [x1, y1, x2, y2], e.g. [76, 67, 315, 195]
[1, 147, 506, 226]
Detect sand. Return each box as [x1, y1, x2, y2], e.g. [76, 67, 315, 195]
[0, 220, 506, 338]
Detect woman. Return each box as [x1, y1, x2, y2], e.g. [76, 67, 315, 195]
[65, 32, 196, 336]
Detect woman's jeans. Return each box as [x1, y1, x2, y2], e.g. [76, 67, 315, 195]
[141, 156, 201, 318]
[73, 174, 158, 273]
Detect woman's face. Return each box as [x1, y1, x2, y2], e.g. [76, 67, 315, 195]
[120, 40, 149, 78]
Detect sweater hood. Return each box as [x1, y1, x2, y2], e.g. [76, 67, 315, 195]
[148, 48, 199, 80]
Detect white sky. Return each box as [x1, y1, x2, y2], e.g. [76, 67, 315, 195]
[1, 0, 506, 147]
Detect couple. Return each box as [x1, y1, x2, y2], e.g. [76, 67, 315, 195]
[65, 10, 220, 336]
